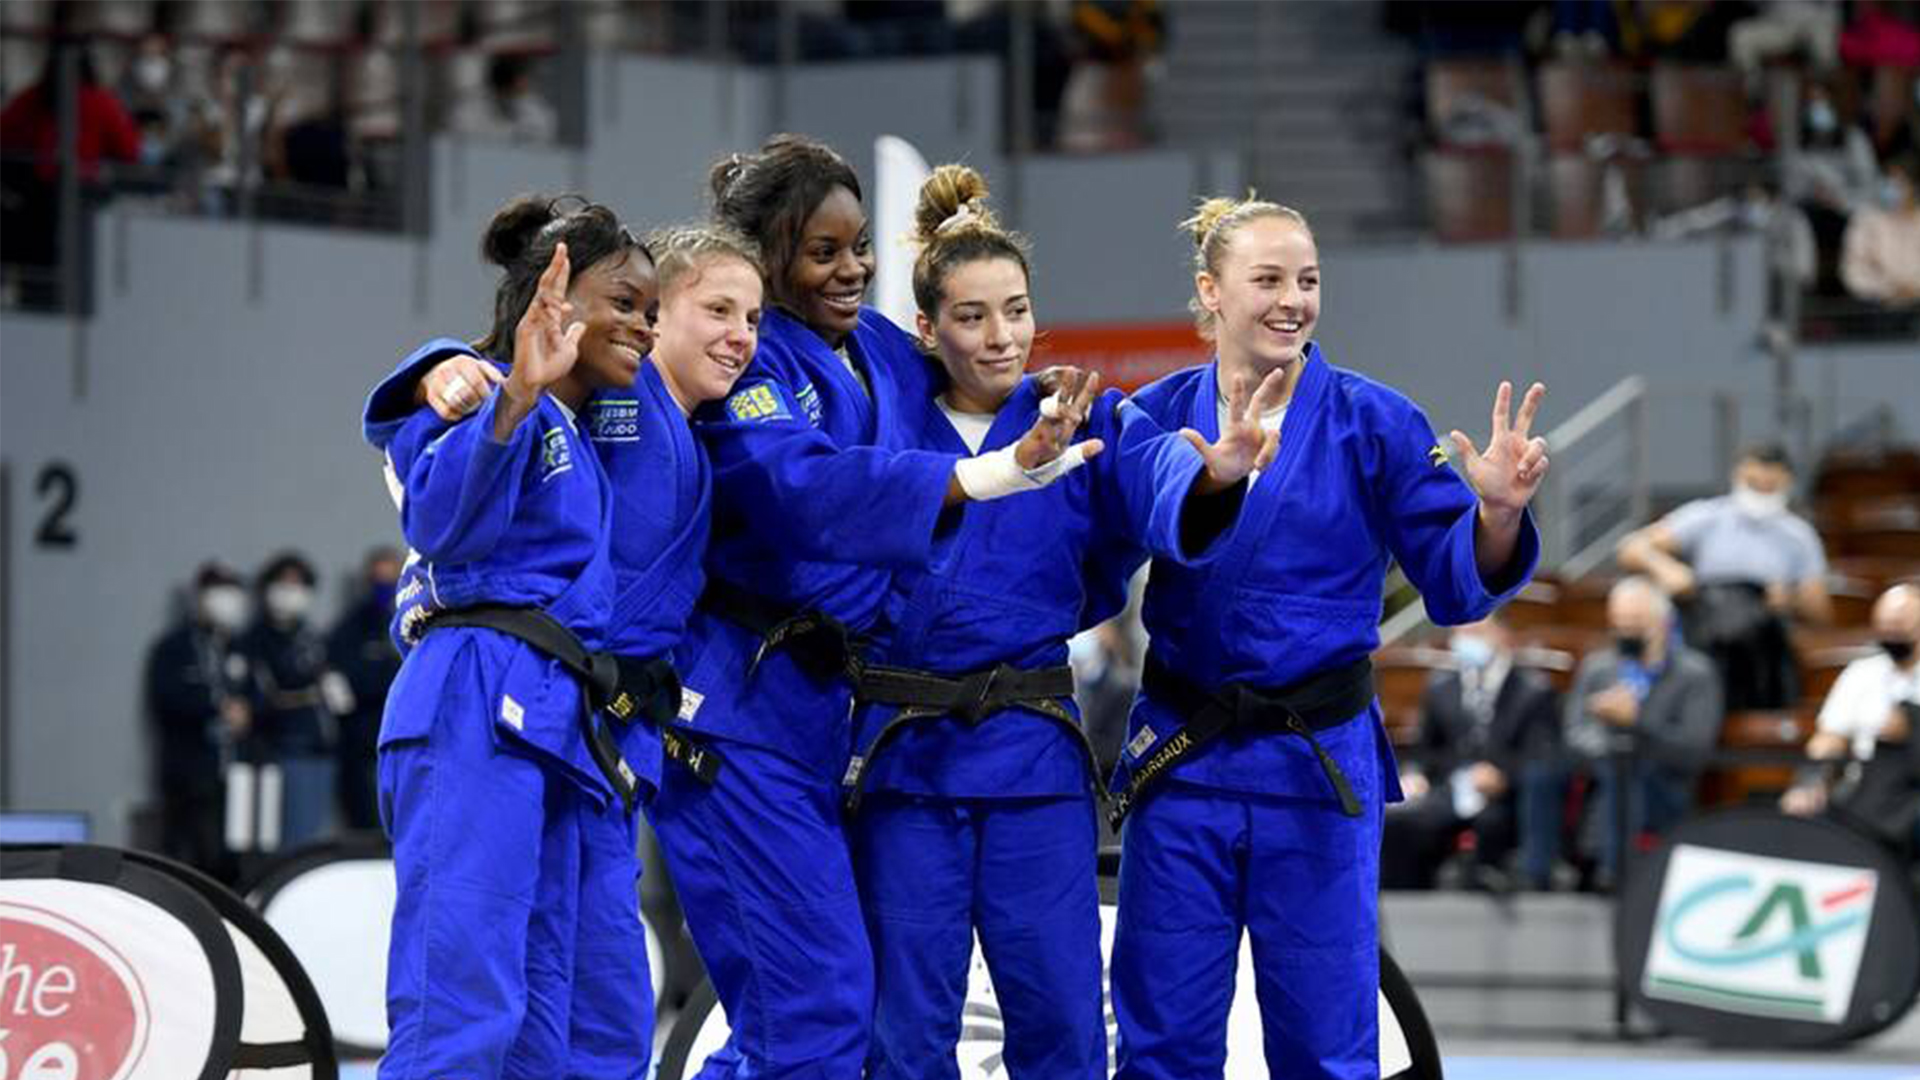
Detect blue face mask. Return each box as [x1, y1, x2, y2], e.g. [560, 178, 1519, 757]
[370, 581, 399, 610]
[1806, 100, 1836, 135]
[1451, 636, 1495, 669]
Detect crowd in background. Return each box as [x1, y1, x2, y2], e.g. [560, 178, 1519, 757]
[144, 546, 402, 884]
[1400, 0, 1920, 330]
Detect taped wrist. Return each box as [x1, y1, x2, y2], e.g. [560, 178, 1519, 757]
[952, 441, 1091, 501]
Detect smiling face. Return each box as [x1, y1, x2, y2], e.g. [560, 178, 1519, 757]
[917, 256, 1034, 414]
[1195, 215, 1320, 378]
[782, 184, 874, 346]
[566, 250, 658, 392]
[651, 254, 762, 413]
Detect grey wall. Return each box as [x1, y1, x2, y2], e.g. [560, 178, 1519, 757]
[2, 53, 1914, 843]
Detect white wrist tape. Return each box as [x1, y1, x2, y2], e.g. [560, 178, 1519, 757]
[953, 441, 1092, 501]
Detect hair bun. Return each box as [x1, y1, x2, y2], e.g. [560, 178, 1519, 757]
[1180, 196, 1245, 250]
[480, 194, 562, 268]
[913, 164, 995, 246]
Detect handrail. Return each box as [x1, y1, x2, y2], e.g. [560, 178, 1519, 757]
[1379, 375, 1649, 645]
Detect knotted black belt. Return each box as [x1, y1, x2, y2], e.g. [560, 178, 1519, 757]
[700, 577, 867, 683]
[1108, 655, 1376, 829]
[843, 662, 1091, 812]
[421, 605, 682, 809]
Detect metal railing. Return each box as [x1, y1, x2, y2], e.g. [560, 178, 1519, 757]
[1380, 375, 1648, 645]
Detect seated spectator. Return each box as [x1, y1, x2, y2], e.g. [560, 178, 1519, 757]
[1565, 577, 1725, 885]
[1785, 81, 1881, 294]
[1382, 614, 1564, 891]
[1840, 150, 1920, 307]
[1782, 584, 1920, 856]
[144, 561, 252, 883]
[448, 53, 558, 143]
[1728, 1, 1841, 82]
[1618, 444, 1830, 711]
[116, 31, 189, 171]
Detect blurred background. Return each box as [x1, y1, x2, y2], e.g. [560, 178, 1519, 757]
[2, 0, 1918, 1076]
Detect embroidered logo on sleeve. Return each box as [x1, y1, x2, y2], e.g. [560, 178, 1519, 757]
[726, 383, 792, 423]
[1428, 443, 1449, 468]
[501, 694, 526, 731]
[794, 381, 824, 426]
[540, 427, 574, 482]
[587, 399, 642, 443]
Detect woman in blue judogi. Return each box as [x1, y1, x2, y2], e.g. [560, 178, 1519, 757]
[846, 165, 1292, 1079]
[653, 136, 1104, 1080]
[1107, 196, 1552, 1080]
[365, 203, 765, 1080]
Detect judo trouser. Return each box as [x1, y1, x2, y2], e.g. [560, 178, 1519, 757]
[649, 739, 873, 1080]
[1112, 784, 1384, 1080]
[851, 793, 1106, 1080]
[377, 700, 650, 1080]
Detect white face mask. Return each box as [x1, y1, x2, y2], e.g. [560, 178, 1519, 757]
[264, 582, 314, 624]
[1732, 483, 1790, 518]
[1806, 100, 1836, 135]
[199, 585, 249, 633]
[135, 56, 171, 92]
[1450, 635, 1495, 669]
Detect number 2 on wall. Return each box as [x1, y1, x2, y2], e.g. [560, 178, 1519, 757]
[34, 462, 78, 549]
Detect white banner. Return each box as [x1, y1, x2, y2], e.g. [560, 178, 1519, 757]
[872, 135, 933, 334]
[0, 882, 219, 1080]
[1643, 844, 1878, 1023]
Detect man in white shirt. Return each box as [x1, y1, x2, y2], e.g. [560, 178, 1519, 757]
[1782, 583, 1920, 822]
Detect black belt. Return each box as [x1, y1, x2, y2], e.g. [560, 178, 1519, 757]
[700, 578, 866, 683]
[843, 663, 1089, 812]
[1108, 655, 1376, 829]
[421, 605, 682, 810]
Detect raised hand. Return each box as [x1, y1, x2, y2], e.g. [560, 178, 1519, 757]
[509, 242, 586, 398]
[1013, 366, 1106, 469]
[1450, 381, 1549, 519]
[1182, 368, 1287, 494]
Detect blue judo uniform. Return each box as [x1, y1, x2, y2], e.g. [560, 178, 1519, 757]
[652, 306, 959, 1079]
[849, 379, 1225, 1080]
[1108, 346, 1538, 1080]
[365, 339, 711, 1080]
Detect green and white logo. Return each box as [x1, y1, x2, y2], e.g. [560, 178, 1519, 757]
[1643, 844, 1877, 1023]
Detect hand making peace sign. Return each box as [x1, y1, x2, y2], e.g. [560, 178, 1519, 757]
[1450, 381, 1549, 518]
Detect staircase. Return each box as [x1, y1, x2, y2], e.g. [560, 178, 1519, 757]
[1156, 0, 1424, 241]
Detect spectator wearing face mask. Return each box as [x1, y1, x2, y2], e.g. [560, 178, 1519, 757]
[325, 547, 404, 833]
[1785, 82, 1881, 295]
[239, 551, 339, 850]
[1383, 613, 1564, 891]
[1618, 445, 1830, 711]
[144, 561, 252, 882]
[1840, 151, 1920, 307]
[115, 31, 187, 172]
[1782, 584, 1920, 855]
[1565, 577, 1724, 885]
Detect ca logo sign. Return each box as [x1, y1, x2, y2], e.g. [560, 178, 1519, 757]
[1643, 845, 1877, 1023]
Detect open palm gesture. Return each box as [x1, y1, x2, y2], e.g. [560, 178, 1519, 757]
[1450, 381, 1549, 517]
[510, 243, 586, 396]
[1183, 368, 1287, 494]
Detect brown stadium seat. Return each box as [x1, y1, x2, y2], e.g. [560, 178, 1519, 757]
[1538, 62, 1638, 151]
[1424, 149, 1515, 242]
[1649, 64, 1748, 154]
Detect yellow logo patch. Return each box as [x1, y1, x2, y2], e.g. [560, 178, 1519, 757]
[727, 384, 791, 423]
[1428, 443, 1449, 468]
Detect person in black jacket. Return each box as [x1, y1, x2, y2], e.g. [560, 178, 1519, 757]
[145, 561, 251, 881]
[326, 547, 403, 833]
[1383, 613, 1563, 890]
[239, 551, 338, 850]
